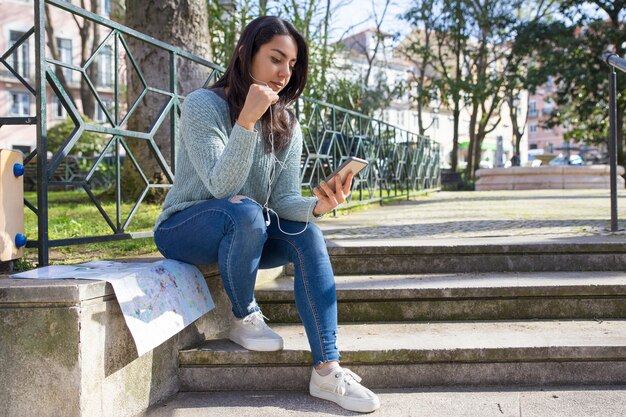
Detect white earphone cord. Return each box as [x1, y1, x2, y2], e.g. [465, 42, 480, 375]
[249, 73, 316, 236]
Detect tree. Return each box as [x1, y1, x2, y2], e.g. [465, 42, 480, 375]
[505, 1, 561, 158]
[205, 0, 346, 103]
[322, 0, 399, 115]
[207, 0, 259, 67]
[44, 0, 104, 119]
[531, 0, 626, 165]
[433, 0, 469, 172]
[400, 0, 441, 136]
[124, 0, 211, 202]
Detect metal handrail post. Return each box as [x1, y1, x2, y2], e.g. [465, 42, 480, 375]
[603, 51, 626, 232]
[609, 65, 618, 231]
[34, 0, 49, 265]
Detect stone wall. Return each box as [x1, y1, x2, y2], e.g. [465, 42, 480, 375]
[475, 165, 625, 191]
[0, 260, 283, 417]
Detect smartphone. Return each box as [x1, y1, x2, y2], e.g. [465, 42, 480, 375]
[318, 156, 368, 193]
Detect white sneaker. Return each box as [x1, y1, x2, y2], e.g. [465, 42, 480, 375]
[228, 311, 284, 351]
[310, 366, 381, 413]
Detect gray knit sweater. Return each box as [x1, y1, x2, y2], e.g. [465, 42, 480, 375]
[154, 88, 319, 230]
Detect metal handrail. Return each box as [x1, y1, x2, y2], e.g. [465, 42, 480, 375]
[0, 0, 441, 265]
[603, 52, 626, 74]
[602, 52, 625, 232]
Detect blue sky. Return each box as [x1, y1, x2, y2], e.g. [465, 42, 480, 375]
[328, 0, 413, 42]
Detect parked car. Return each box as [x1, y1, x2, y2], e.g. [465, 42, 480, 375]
[548, 154, 584, 166]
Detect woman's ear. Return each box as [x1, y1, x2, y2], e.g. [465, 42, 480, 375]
[238, 45, 244, 60]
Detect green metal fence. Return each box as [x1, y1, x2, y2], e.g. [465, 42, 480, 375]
[0, 0, 440, 266]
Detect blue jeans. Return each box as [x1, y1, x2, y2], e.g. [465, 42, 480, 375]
[154, 196, 339, 366]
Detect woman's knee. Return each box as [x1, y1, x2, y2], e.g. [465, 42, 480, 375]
[292, 222, 328, 256]
[225, 196, 266, 235]
[303, 222, 325, 242]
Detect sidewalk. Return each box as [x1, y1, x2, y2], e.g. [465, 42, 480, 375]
[144, 386, 626, 417]
[319, 189, 626, 242]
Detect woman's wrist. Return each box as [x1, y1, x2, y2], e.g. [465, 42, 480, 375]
[312, 202, 325, 217]
[236, 118, 256, 132]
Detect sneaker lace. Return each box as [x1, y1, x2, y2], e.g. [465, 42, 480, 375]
[333, 368, 363, 396]
[242, 311, 270, 327]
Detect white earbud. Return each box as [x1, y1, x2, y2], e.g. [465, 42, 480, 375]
[264, 208, 271, 227]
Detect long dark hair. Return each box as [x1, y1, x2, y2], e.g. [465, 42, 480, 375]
[211, 16, 308, 153]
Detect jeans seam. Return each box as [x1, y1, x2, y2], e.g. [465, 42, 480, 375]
[158, 208, 227, 233]
[269, 236, 327, 362]
[225, 211, 245, 317]
[158, 207, 246, 316]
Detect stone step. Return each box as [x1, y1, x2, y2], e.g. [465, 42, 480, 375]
[256, 271, 626, 322]
[140, 387, 626, 417]
[178, 320, 626, 391]
[303, 237, 626, 274]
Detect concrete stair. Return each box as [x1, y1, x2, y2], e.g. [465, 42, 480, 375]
[177, 240, 626, 391]
[318, 238, 626, 274]
[179, 320, 626, 390]
[256, 272, 626, 322]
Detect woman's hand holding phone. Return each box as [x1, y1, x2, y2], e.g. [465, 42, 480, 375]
[312, 171, 354, 216]
[237, 84, 279, 131]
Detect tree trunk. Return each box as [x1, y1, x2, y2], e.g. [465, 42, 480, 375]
[80, 0, 100, 120]
[123, 0, 211, 204]
[417, 98, 425, 135]
[465, 105, 478, 179]
[451, 36, 462, 172]
[451, 103, 460, 171]
[76, 0, 96, 119]
[319, 0, 331, 90]
[474, 119, 487, 175]
[44, 6, 75, 110]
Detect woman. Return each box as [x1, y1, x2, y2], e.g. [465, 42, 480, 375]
[154, 16, 380, 413]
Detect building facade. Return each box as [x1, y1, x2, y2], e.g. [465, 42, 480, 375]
[0, 0, 114, 156]
[527, 78, 567, 154]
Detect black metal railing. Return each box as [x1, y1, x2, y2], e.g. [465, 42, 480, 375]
[0, 0, 440, 266]
[602, 52, 626, 232]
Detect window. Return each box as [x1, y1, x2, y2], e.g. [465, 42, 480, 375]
[10, 91, 31, 116]
[432, 115, 439, 129]
[97, 45, 114, 87]
[95, 99, 113, 123]
[56, 38, 73, 82]
[529, 124, 538, 133]
[542, 106, 553, 116]
[528, 101, 537, 117]
[53, 96, 67, 119]
[101, 0, 111, 16]
[529, 144, 538, 150]
[8, 30, 30, 79]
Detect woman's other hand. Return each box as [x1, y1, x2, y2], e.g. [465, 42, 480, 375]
[237, 84, 279, 131]
[312, 171, 354, 216]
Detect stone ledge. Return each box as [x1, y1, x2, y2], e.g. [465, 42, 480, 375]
[0, 258, 284, 417]
[0, 258, 283, 305]
[475, 165, 626, 190]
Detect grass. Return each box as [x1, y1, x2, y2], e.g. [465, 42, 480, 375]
[22, 190, 161, 267]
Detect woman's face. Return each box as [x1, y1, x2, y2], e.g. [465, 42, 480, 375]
[249, 34, 298, 93]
